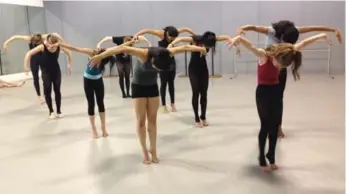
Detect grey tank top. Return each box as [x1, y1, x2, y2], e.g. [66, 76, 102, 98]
[132, 59, 158, 85]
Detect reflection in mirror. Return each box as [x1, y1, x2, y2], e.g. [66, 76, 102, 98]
[0, 4, 47, 75]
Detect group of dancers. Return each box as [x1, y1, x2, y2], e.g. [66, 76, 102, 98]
[2, 20, 342, 171]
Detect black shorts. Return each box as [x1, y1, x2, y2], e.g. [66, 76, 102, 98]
[131, 83, 159, 98]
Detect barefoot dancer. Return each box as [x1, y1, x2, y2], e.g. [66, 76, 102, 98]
[90, 44, 207, 164]
[3, 33, 67, 104]
[58, 42, 118, 138]
[96, 35, 151, 98]
[168, 31, 239, 128]
[133, 26, 195, 113]
[24, 34, 72, 119]
[237, 21, 343, 138]
[228, 33, 332, 172]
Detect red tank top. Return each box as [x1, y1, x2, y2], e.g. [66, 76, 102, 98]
[257, 58, 280, 85]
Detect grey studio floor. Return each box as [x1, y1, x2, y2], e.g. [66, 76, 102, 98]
[0, 73, 344, 194]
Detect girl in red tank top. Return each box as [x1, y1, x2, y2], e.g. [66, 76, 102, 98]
[228, 33, 332, 172]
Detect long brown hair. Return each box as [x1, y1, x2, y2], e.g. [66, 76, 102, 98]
[30, 33, 43, 44]
[265, 43, 302, 80]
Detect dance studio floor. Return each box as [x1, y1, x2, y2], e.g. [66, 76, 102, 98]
[0, 74, 344, 194]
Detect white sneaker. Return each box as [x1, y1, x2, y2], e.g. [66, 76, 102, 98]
[49, 113, 57, 119]
[57, 113, 64, 118]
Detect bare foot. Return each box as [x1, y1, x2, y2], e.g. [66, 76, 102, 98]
[171, 104, 177, 112]
[142, 151, 151, 165]
[202, 120, 209, 126]
[102, 132, 109, 137]
[57, 113, 64, 118]
[149, 149, 160, 163]
[48, 113, 57, 119]
[270, 164, 279, 171]
[261, 166, 271, 173]
[161, 106, 169, 113]
[92, 128, 99, 139]
[195, 122, 203, 128]
[278, 126, 285, 138]
[38, 96, 45, 104]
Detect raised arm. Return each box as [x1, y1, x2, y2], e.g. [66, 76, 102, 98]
[236, 25, 270, 35]
[297, 26, 342, 43]
[90, 46, 146, 67]
[134, 29, 163, 39]
[169, 45, 206, 55]
[60, 42, 95, 57]
[167, 37, 193, 48]
[294, 33, 331, 51]
[96, 36, 113, 48]
[3, 35, 31, 50]
[24, 45, 44, 72]
[178, 27, 195, 35]
[229, 35, 266, 57]
[136, 36, 152, 47]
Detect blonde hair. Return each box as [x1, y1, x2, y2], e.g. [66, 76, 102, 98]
[265, 43, 302, 80]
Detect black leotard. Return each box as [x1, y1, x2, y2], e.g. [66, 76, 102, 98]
[188, 35, 209, 123]
[29, 42, 42, 96]
[41, 44, 62, 114]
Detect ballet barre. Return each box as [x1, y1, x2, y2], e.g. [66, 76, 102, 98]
[231, 40, 332, 79]
[178, 48, 219, 78]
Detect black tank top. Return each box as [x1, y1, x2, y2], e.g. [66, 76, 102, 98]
[29, 42, 42, 59]
[112, 36, 131, 63]
[158, 35, 176, 69]
[189, 35, 208, 72]
[41, 44, 60, 73]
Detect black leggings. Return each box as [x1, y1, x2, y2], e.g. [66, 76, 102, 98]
[30, 57, 41, 96]
[189, 71, 209, 122]
[117, 61, 131, 97]
[256, 84, 281, 166]
[42, 70, 62, 114]
[278, 68, 287, 126]
[159, 69, 176, 106]
[84, 77, 105, 116]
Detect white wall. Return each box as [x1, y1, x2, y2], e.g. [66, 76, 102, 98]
[0, 0, 43, 7]
[43, 1, 345, 75]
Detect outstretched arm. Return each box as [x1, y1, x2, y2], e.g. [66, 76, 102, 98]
[229, 36, 266, 57]
[133, 29, 163, 39]
[96, 36, 113, 48]
[297, 26, 342, 43]
[236, 25, 270, 36]
[90, 46, 147, 67]
[3, 35, 31, 50]
[167, 37, 193, 48]
[136, 36, 152, 47]
[24, 45, 44, 72]
[60, 42, 95, 57]
[294, 33, 331, 51]
[178, 27, 195, 35]
[169, 45, 206, 55]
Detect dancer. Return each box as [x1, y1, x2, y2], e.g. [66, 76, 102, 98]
[228, 33, 332, 172]
[3, 32, 67, 104]
[96, 35, 151, 98]
[168, 31, 237, 127]
[24, 34, 72, 119]
[57, 42, 119, 138]
[133, 26, 195, 112]
[89, 44, 207, 164]
[237, 21, 343, 138]
[0, 79, 26, 88]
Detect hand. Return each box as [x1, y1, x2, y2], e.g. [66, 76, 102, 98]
[89, 55, 102, 68]
[227, 36, 240, 49]
[167, 44, 173, 48]
[322, 33, 332, 46]
[236, 28, 245, 36]
[3, 44, 8, 53]
[199, 46, 207, 57]
[67, 64, 72, 75]
[334, 29, 342, 44]
[24, 66, 30, 76]
[236, 47, 241, 57]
